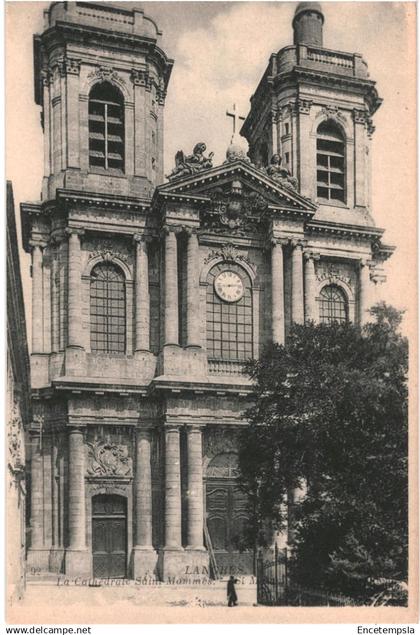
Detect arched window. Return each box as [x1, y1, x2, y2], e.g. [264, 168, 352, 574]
[90, 262, 126, 353]
[89, 82, 124, 172]
[316, 121, 345, 202]
[206, 263, 253, 361]
[318, 284, 348, 324]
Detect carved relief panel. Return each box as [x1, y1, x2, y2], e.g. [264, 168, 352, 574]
[85, 426, 133, 478]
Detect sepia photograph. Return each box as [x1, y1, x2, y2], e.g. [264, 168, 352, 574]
[5, 0, 418, 626]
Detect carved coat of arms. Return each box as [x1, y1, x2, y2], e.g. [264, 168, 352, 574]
[86, 441, 133, 477]
[203, 181, 268, 234]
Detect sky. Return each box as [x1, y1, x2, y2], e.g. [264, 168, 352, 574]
[5, 1, 417, 338]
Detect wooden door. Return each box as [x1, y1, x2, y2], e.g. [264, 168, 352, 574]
[92, 494, 127, 578]
[206, 480, 254, 575]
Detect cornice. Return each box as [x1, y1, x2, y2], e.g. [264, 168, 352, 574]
[306, 219, 384, 240]
[268, 204, 315, 221]
[51, 379, 149, 397]
[372, 242, 396, 262]
[56, 188, 151, 212]
[39, 21, 174, 83]
[149, 377, 253, 397]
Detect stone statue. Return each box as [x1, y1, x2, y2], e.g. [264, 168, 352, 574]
[167, 142, 214, 180]
[224, 143, 251, 164]
[265, 154, 299, 191]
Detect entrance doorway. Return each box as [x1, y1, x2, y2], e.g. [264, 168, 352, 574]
[206, 452, 254, 575]
[92, 494, 127, 578]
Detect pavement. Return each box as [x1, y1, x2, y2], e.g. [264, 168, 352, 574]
[7, 576, 260, 622]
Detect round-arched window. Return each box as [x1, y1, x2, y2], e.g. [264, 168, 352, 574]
[316, 120, 345, 203]
[318, 284, 348, 324]
[206, 263, 253, 361]
[89, 82, 125, 173]
[90, 262, 126, 353]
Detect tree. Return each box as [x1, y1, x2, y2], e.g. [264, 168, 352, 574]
[238, 303, 408, 604]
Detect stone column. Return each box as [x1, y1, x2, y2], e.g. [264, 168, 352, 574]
[66, 229, 83, 349]
[31, 244, 43, 354]
[186, 230, 200, 347]
[186, 426, 204, 549]
[65, 426, 89, 576]
[164, 426, 182, 549]
[164, 228, 179, 346]
[134, 235, 150, 352]
[291, 241, 304, 324]
[132, 428, 157, 577]
[304, 252, 319, 323]
[359, 260, 371, 326]
[271, 239, 285, 345]
[135, 429, 153, 547]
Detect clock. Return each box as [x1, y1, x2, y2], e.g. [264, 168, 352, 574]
[214, 270, 244, 303]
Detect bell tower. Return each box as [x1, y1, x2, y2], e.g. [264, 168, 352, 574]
[34, 1, 173, 201]
[241, 1, 382, 225]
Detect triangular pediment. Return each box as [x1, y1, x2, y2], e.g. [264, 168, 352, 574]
[156, 159, 317, 216]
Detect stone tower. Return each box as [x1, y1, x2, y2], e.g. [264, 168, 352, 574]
[34, 1, 173, 201]
[241, 1, 382, 226]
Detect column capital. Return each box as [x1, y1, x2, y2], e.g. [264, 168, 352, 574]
[185, 423, 205, 433]
[41, 68, 53, 86]
[270, 236, 289, 248]
[183, 226, 199, 237]
[66, 227, 85, 238]
[290, 237, 306, 249]
[133, 232, 153, 244]
[58, 57, 81, 77]
[130, 67, 149, 87]
[49, 230, 67, 246]
[67, 424, 87, 432]
[164, 423, 182, 433]
[162, 224, 184, 236]
[295, 98, 312, 115]
[304, 250, 321, 262]
[359, 258, 374, 269]
[135, 426, 153, 437]
[29, 240, 47, 250]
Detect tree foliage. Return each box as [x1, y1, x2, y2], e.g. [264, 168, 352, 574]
[238, 303, 408, 603]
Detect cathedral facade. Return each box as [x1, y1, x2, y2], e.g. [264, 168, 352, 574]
[21, 1, 392, 581]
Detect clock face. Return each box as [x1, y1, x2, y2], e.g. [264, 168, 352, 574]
[214, 271, 244, 303]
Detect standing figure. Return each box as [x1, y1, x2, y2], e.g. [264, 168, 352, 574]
[227, 575, 239, 607]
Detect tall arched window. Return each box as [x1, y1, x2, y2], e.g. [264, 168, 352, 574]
[316, 121, 345, 203]
[89, 82, 125, 172]
[318, 284, 348, 324]
[90, 262, 126, 353]
[206, 263, 253, 361]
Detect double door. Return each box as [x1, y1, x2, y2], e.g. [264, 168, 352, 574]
[206, 479, 254, 574]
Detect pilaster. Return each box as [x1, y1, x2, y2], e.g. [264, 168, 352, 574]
[27, 427, 50, 571]
[65, 228, 86, 376]
[163, 227, 179, 346]
[304, 251, 320, 323]
[186, 229, 200, 348]
[134, 234, 150, 352]
[291, 239, 305, 325]
[271, 238, 286, 346]
[359, 259, 372, 326]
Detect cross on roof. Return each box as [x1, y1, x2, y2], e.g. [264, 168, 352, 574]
[226, 104, 245, 141]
